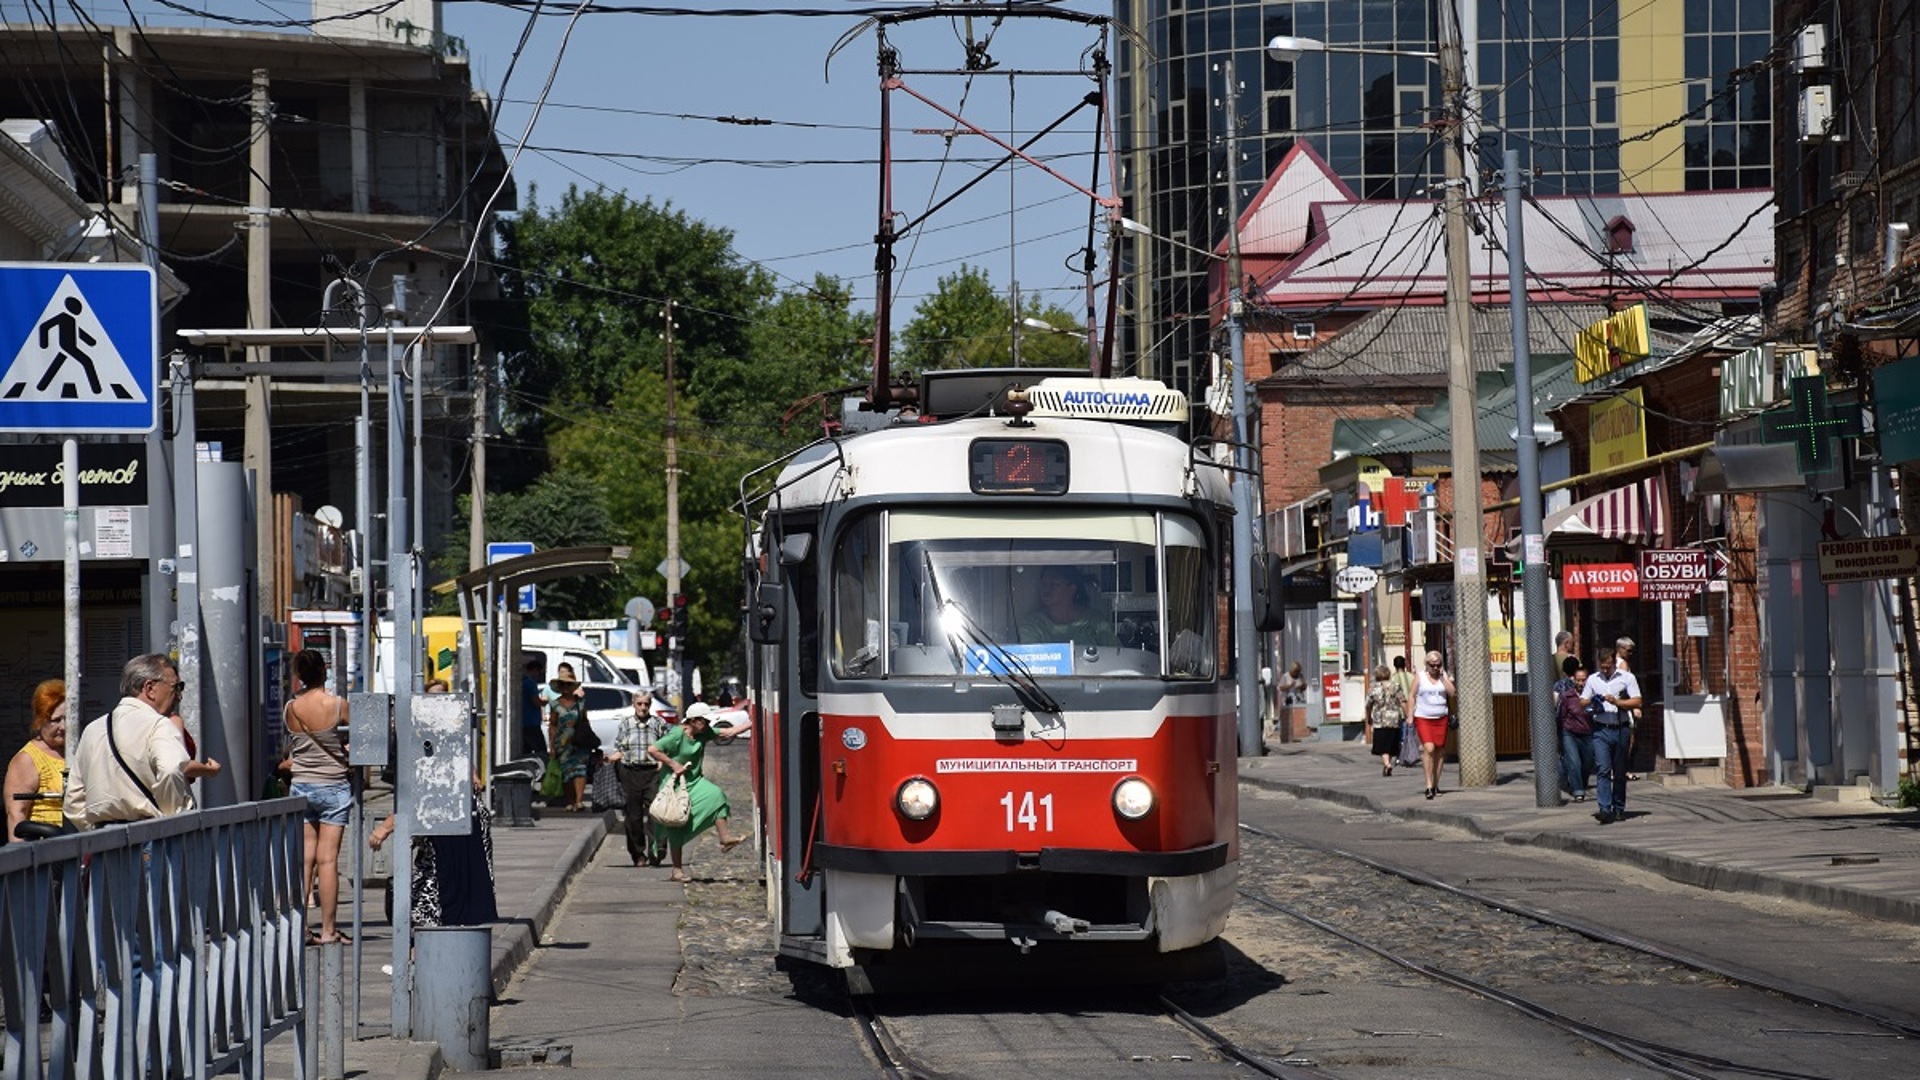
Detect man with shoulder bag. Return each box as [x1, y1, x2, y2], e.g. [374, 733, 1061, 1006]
[65, 653, 222, 828]
[606, 691, 674, 866]
[1580, 648, 1642, 825]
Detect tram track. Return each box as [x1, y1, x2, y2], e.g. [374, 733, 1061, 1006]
[1235, 820, 1918, 1079]
[847, 978, 1336, 1079]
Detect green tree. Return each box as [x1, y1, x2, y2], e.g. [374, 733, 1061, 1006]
[694, 274, 873, 432]
[497, 185, 773, 427]
[431, 472, 631, 619]
[896, 264, 1086, 372]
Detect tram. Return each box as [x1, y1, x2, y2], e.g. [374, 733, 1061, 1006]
[740, 369, 1277, 979]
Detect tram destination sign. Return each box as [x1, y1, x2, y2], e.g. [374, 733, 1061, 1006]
[1817, 535, 1920, 584]
[1637, 549, 1711, 602]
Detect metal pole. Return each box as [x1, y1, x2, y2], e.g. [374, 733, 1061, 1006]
[1219, 60, 1263, 755]
[1440, 8, 1494, 786]
[1507, 150, 1559, 807]
[63, 438, 79, 733]
[385, 282, 416, 1037]
[140, 153, 176, 656]
[171, 352, 201, 754]
[469, 353, 486, 572]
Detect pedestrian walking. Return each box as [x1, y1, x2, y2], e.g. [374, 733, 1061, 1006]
[370, 771, 497, 928]
[646, 702, 752, 883]
[1583, 648, 1642, 824]
[1365, 664, 1406, 777]
[547, 675, 591, 811]
[1556, 659, 1595, 803]
[1412, 651, 1455, 800]
[285, 649, 353, 945]
[64, 654, 221, 828]
[608, 690, 674, 866]
[1615, 636, 1642, 779]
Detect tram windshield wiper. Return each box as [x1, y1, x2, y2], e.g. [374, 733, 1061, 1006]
[922, 553, 1064, 717]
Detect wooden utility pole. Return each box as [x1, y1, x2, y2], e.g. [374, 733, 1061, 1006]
[245, 68, 275, 627]
[662, 301, 683, 706]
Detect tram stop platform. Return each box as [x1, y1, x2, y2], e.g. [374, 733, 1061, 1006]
[1244, 737, 1920, 928]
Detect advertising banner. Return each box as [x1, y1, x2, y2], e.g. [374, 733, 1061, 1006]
[1817, 535, 1920, 584]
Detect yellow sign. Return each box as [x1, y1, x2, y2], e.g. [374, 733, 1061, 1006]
[1589, 388, 1648, 470]
[1574, 304, 1651, 383]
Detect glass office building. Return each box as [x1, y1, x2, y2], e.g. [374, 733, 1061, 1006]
[1113, 0, 1773, 396]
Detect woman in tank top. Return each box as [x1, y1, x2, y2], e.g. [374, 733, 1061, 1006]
[286, 649, 352, 944]
[4, 679, 69, 839]
[1412, 651, 1456, 800]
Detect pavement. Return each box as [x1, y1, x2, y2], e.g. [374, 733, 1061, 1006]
[278, 740, 1918, 1078]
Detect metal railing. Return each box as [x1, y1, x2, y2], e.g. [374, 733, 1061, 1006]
[0, 798, 309, 1080]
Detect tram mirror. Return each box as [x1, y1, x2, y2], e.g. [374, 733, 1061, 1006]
[749, 580, 785, 644]
[778, 533, 813, 565]
[1252, 553, 1287, 633]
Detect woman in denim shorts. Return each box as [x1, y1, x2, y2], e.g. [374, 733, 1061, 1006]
[286, 649, 353, 944]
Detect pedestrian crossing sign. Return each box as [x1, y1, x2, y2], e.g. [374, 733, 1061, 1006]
[0, 262, 157, 434]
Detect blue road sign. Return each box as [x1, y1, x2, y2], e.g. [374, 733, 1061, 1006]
[0, 263, 157, 434]
[487, 541, 537, 613]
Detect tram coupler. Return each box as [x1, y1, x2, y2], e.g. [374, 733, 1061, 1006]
[1042, 909, 1091, 935]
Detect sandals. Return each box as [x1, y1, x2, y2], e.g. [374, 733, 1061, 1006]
[307, 931, 352, 946]
[720, 838, 744, 853]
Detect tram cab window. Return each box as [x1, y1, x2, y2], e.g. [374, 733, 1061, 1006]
[853, 508, 1217, 680]
[830, 513, 883, 678]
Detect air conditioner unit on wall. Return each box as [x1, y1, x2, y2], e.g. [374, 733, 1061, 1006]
[1793, 24, 1827, 73]
[1801, 86, 1834, 142]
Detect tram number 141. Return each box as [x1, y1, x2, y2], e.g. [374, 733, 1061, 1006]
[1000, 791, 1055, 832]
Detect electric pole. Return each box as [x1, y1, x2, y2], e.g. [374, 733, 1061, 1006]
[245, 68, 275, 629]
[662, 301, 684, 708]
[469, 353, 487, 572]
[1440, 4, 1494, 785]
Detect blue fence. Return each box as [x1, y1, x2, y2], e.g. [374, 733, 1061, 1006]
[0, 798, 309, 1080]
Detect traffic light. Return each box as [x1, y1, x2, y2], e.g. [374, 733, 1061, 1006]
[671, 593, 690, 635]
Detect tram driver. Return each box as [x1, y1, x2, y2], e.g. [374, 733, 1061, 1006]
[1019, 566, 1119, 647]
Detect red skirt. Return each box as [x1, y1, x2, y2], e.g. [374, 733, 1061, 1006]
[1413, 716, 1450, 747]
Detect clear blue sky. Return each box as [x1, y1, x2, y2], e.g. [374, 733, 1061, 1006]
[445, 1, 1115, 318]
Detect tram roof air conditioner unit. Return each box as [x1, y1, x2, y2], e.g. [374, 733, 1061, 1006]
[1026, 377, 1190, 423]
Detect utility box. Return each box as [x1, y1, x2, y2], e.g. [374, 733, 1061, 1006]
[403, 693, 473, 836]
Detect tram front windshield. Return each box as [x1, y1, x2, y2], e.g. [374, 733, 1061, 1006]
[829, 509, 1217, 680]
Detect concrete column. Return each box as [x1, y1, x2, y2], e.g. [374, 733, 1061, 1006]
[349, 79, 370, 216]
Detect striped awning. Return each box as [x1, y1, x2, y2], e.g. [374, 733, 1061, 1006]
[1544, 476, 1669, 546]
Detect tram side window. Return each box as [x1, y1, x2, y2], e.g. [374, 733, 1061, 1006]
[1164, 515, 1217, 679]
[831, 512, 883, 678]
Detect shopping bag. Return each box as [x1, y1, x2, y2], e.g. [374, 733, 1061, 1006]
[539, 756, 563, 800]
[1397, 720, 1422, 766]
[590, 758, 621, 811]
[649, 774, 691, 828]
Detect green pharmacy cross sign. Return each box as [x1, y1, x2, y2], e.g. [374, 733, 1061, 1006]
[1761, 375, 1864, 474]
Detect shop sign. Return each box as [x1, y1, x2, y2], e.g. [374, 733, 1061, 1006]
[1719, 345, 1775, 418]
[1321, 672, 1342, 714]
[1817, 534, 1920, 584]
[1420, 582, 1455, 623]
[1334, 565, 1379, 593]
[0, 443, 146, 507]
[1637, 549, 1711, 601]
[1574, 303, 1650, 382]
[1875, 356, 1920, 465]
[1588, 388, 1648, 469]
[1562, 562, 1639, 599]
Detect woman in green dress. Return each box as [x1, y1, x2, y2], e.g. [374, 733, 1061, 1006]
[646, 702, 752, 882]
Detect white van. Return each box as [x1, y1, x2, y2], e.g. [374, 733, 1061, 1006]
[521, 627, 625, 687]
[602, 648, 653, 689]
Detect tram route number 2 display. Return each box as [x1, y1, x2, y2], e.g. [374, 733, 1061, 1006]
[1000, 791, 1055, 832]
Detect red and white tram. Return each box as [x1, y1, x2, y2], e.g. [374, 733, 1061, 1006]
[741, 370, 1256, 979]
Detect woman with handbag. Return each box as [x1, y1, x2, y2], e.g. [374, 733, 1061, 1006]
[1364, 664, 1406, 777]
[646, 702, 752, 882]
[1412, 651, 1456, 800]
[548, 677, 593, 811]
[285, 649, 353, 944]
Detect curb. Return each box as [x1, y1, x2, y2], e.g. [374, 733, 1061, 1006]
[1243, 771, 1920, 928]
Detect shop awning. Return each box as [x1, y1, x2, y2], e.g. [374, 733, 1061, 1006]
[1543, 476, 1668, 545]
[1694, 443, 1803, 493]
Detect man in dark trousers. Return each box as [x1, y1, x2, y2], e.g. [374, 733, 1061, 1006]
[519, 656, 548, 760]
[608, 691, 675, 866]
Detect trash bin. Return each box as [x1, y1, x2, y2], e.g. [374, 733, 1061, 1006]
[491, 758, 540, 828]
[413, 926, 491, 1071]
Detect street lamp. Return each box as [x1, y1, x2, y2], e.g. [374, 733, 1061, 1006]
[1020, 316, 1088, 340]
[1265, 19, 1495, 787]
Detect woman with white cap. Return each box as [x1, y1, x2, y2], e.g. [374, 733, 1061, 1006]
[646, 702, 753, 881]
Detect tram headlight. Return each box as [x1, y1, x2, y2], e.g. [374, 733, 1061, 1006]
[1112, 777, 1155, 820]
[896, 777, 939, 821]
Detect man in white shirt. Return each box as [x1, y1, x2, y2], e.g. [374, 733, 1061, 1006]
[65, 654, 221, 828]
[1580, 648, 1641, 825]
